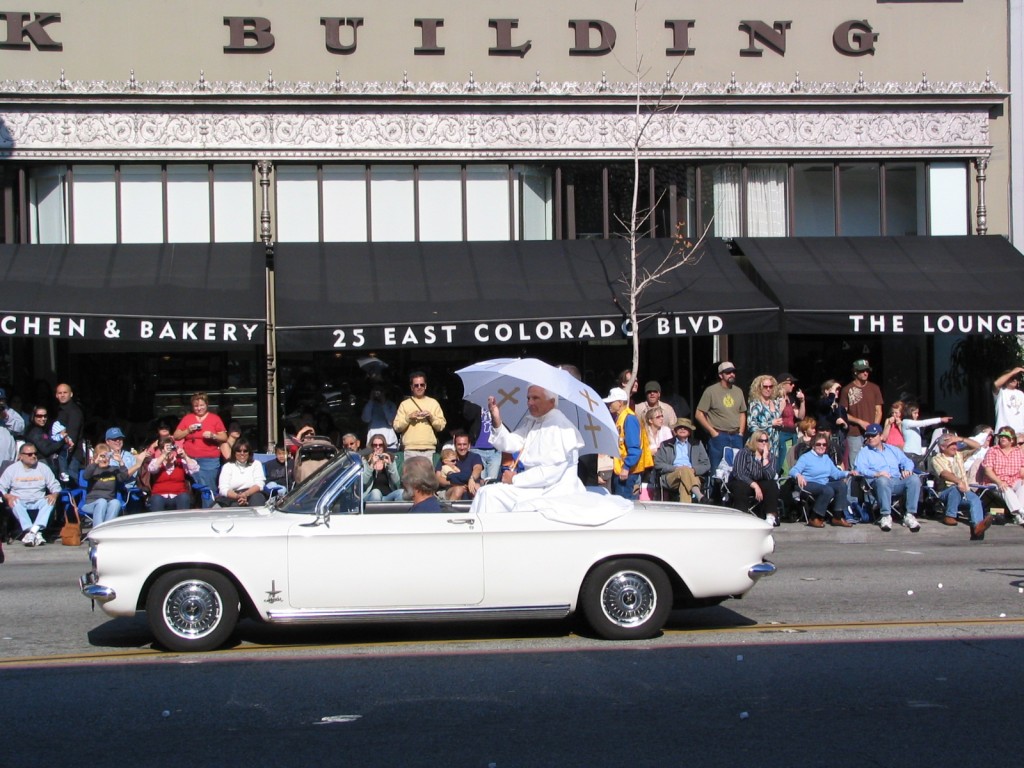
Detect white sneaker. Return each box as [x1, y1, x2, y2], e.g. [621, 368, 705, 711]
[21, 531, 35, 546]
[880, 515, 893, 532]
[1014, 512, 1024, 527]
[766, 513, 778, 527]
[33, 532, 46, 546]
[904, 513, 920, 532]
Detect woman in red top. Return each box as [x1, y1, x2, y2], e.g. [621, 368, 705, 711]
[173, 392, 227, 508]
[147, 436, 200, 511]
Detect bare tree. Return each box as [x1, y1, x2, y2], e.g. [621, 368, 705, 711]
[613, 1, 711, 394]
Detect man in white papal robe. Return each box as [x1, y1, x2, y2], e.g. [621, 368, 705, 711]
[469, 385, 586, 515]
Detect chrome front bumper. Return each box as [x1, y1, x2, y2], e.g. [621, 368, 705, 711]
[80, 571, 116, 604]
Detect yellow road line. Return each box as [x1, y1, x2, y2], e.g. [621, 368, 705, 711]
[3, 616, 1023, 667]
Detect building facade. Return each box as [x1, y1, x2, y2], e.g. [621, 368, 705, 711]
[0, 1, 1016, 444]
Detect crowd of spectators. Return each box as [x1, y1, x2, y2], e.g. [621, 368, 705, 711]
[3, 357, 1021, 556]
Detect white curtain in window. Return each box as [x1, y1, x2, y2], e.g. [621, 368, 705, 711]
[712, 164, 741, 238]
[323, 166, 368, 242]
[166, 165, 210, 242]
[121, 165, 163, 243]
[929, 162, 968, 235]
[746, 164, 787, 236]
[29, 166, 68, 244]
[213, 165, 255, 243]
[466, 166, 510, 241]
[72, 165, 117, 244]
[275, 166, 319, 243]
[370, 166, 415, 242]
[418, 166, 462, 241]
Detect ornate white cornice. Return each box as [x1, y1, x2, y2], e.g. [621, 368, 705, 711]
[0, 107, 992, 161]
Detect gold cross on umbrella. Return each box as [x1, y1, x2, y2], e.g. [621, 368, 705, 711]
[496, 386, 521, 408]
[582, 413, 603, 450]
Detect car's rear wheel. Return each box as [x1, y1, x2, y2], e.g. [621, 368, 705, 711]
[581, 559, 672, 640]
[146, 569, 239, 652]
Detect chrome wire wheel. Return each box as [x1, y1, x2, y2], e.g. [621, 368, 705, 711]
[163, 579, 224, 639]
[600, 570, 657, 628]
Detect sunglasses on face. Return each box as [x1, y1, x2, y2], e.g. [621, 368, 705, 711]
[20, 451, 37, 457]
[756, 438, 769, 443]
[34, 413, 47, 418]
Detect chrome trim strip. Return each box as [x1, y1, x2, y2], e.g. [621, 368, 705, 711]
[266, 604, 571, 625]
[748, 562, 777, 581]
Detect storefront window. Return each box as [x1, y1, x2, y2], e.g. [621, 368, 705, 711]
[323, 166, 368, 242]
[370, 165, 415, 242]
[700, 163, 741, 237]
[120, 165, 162, 243]
[29, 165, 68, 244]
[418, 165, 462, 241]
[746, 164, 787, 236]
[72, 165, 117, 244]
[928, 161, 969, 235]
[466, 165, 511, 240]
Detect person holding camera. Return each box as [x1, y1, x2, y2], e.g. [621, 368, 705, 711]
[146, 436, 200, 511]
[362, 432, 403, 501]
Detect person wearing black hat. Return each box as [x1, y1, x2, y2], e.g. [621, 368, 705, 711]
[775, 373, 805, 472]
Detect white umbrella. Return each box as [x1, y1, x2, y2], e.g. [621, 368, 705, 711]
[456, 358, 618, 455]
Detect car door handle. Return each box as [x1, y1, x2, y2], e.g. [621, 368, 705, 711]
[447, 518, 475, 525]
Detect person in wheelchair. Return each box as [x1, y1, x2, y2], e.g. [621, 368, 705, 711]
[854, 422, 921, 532]
[789, 435, 854, 528]
[930, 432, 992, 540]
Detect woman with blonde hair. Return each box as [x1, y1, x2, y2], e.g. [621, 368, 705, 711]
[747, 374, 783, 464]
[728, 429, 780, 526]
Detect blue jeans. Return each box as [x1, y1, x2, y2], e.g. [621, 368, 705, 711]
[365, 488, 404, 502]
[869, 475, 921, 515]
[612, 472, 640, 500]
[939, 486, 984, 525]
[192, 457, 221, 509]
[803, 479, 849, 517]
[11, 498, 54, 532]
[475, 448, 502, 483]
[150, 493, 191, 511]
[82, 498, 122, 526]
[708, 432, 744, 475]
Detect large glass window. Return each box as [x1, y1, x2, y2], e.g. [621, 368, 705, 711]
[370, 165, 415, 242]
[466, 165, 510, 241]
[120, 165, 163, 244]
[519, 167, 553, 240]
[276, 166, 319, 242]
[928, 161, 969, 235]
[839, 164, 880, 235]
[29, 166, 68, 244]
[792, 164, 836, 236]
[72, 165, 117, 244]
[746, 164, 787, 236]
[166, 165, 210, 242]
[418, 166, 462, 241]
[323, 166, 368, 242]
[214, 164, 255, 243]
[884, 163, 925, 236]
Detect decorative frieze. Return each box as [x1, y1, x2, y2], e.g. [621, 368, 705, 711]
[0, 107, 992, 160]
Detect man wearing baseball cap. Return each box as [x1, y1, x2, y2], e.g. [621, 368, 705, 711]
[930, 433, 992, 540]
[604, 387, 647, 500]
[695, 362, 747, 473]
[854, 422, 921, 532]
[840, 359, 884, 468]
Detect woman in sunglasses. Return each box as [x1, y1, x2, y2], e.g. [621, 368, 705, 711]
[22, 406, 63, 473]
[728, 429, 781, 526]
[216, 440, 267, 508]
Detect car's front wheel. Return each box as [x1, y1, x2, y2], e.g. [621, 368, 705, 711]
[146, 569, 239, 652]
[581, 559, 672, 640]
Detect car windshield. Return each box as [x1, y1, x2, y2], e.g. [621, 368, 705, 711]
[277, 451, 362, 515]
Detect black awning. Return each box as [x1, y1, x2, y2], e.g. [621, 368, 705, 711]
[733, 236, 1024, 335]
[274, 239, 778, 351]
[0, 243, 266, 345]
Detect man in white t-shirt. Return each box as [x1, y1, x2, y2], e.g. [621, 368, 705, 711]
[993, 366, 1024, 436]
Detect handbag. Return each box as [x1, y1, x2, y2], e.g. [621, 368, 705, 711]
[60, 501, 82, 546]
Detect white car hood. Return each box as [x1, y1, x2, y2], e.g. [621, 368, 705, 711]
[87, 506, 273, 539]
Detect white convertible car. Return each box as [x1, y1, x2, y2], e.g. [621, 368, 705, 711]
[80, 453, 776, 652]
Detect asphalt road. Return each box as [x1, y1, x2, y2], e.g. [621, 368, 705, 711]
[3, 517, 1024, 767]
